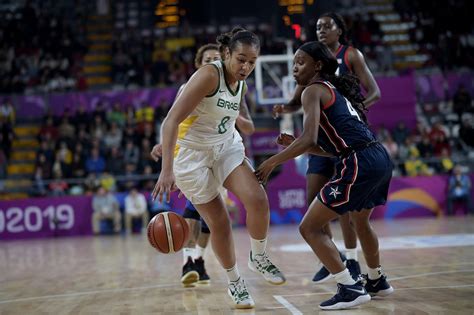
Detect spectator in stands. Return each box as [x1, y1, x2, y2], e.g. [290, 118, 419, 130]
[452, 85, 472, 119]
[459, 116, 474, 148]
[446, 165, 474, 215]
[92, 186, 121, 234]
[107, 102, 126, 127]
[56, 141, 73, 177]
[38, 117, 58, 142]
[124, 187, 149, 234]
[58, 117, 75, 143]
[106, 146, 124, 175]
[48, 169, 69, 196]
[90, 114, 106, 140]
[120, 163, 139, 191]
[72, 105, 90, 129]
[437, 148, 454, 173]
[0, 99, 15, 124]
[103, 122, 123, 150]
[123, 139, 139, 166]
[0, 148, 7, 179]
[381, 134, 399, 159]
[392, 121, 410, 145]
[85, 148, 106, 174]
[417, 135, 434, 158]
[33, 167, 47, 196]
[100, 171, 117, 192]
[404, 151, 432, 177]
[0, 116, 14, 159]
[140, 165, 155, 191]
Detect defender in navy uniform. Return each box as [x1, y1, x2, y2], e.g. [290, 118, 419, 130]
[257, 41, 393, 310]
[273, 12, 380, 282]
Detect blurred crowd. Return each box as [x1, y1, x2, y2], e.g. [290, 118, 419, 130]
[31, 101, 170, 197]
[0, 1, 87, 94]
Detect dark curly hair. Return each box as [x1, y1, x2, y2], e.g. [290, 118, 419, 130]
[298, 41, 367, 123]
[216, 26, 260, 55]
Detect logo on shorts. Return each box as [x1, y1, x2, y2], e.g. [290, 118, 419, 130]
[329, 186, 342, 199]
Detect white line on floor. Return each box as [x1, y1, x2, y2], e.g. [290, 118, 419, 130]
[273, 295, 303, 315]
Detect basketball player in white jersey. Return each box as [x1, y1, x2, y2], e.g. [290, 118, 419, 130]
[150, 43, 255, 287]
[152, 27, 285, 309]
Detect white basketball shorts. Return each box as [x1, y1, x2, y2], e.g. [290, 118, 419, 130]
[174, 133, 245, 205]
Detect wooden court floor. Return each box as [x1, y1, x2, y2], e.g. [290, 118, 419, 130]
[1, 216, 474, 314]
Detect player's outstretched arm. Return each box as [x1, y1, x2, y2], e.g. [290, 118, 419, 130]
[272, 84, 305, 118]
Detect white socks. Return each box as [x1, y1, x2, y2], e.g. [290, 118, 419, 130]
[250, 237, 267, 256]
[334, 268, 356, 285]
[368, 266, 383, 280]
[226, 264, 241, 283]
[183, 248, 195, 264]
[345, 248, 358, 261]
[195, 245, 205, 259]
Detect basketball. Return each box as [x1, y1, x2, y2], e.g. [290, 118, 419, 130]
[147, 212, 189, 254]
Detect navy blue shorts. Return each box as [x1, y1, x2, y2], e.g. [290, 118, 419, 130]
[317, 143, 393, 215]
[307, 154, 337, 178]
[182, 199, 209, 233]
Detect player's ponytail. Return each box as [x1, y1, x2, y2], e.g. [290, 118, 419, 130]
[323, 73, 368, 124]
[299, 41, 367, 124]
[217, 26, 260, 55]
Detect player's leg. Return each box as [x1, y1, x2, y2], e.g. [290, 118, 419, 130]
[180, 201, 201, 286]
[194, 218, 211, 283]
[340, 213, 361, 280]
[224, 160, 286, 285]
[307, 155, 346, 283]
[351, 208, 393, 297]
[299, 199, 370, 310]
[195, 196, 254, 308]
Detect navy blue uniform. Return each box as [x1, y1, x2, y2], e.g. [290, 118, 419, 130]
[312, 81, 393, 214]
[307, 45, 353, 177]
[183, 199, 209, 233]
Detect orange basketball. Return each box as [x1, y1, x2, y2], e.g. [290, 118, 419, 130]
[147, 212, 189, 254]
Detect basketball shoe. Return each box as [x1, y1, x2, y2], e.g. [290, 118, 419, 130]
[364, 274, 394, 297]
[346, 259, 362, 281]
[228, 277, 255, 309]
[194, 257, 210, 284]
[181, 257, 199, 287]
[312, 251, 347, 283]
[248, 251, 286, 285]
[319, 281, 371, 310]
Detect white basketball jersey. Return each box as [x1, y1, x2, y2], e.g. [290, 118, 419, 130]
[176, 61, 245, 150]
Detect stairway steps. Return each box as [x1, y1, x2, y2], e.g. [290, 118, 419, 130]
[86, 77, 112, 85]
[87, 33, 113, 41]
[12, 139, 39, 149]
[11, 150, 37, 161]
[0, 193, 30, 200]
[14, 126, 40, 137]
[84, 54, 112, 63]
[4, 179, 32, 189]
[7, 163, 35, 175]
[83, 65, 112, 74]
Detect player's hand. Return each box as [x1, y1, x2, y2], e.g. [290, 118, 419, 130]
[276, 133, 295, 147]
[150, 144, 163, 161]
[272, 104, 285, 119]
[254, 159, 277, 185]
[152, 171, 177, 203]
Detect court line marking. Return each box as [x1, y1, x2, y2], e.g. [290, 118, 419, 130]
[0, 282, 183, 304]
[2, 266, 473, 305]
[388, 269, 474, 281]
[276, 284, 474, 299]
[273, 295, 303, 315]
